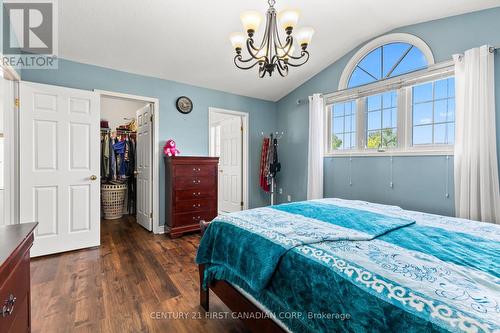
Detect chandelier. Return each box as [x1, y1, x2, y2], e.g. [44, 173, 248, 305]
[230, 0, 314, 78]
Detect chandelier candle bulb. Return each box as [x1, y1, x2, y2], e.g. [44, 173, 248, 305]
[278, 9, 300, 33]
[295, 27, 315, 48]
[240, 11, 262, 36]
[229, 32, 246, 51]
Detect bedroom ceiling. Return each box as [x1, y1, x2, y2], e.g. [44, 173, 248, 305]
[57, 0, 500, 101]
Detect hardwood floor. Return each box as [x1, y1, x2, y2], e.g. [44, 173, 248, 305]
[30, 216, 248, 333]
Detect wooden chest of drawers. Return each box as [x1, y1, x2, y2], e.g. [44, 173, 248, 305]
[164, 156, 219, 237]
[0, 223, 37, 333]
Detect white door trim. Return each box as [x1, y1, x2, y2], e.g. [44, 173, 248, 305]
[95, 90, 161, 234]
[208, 107, 249, 210]
[1, 63, 20, 226]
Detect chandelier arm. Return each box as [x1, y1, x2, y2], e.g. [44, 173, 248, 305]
[234, 55, 263, 70]
[273, 17, 288, 50]
[276, 59, 289, 77]
[286, 51, 310, 67]
[277, 37, 293, 60]
[257, 10, 271, 51]
[259, 64, 267, 78]
[246, 39, 266, 61]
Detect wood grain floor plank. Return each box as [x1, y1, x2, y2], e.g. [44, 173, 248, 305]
[31, 216, 248, 333]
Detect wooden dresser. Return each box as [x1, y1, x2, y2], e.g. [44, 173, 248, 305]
[0, 223, 37, 333]
[165, 156, 219, 237]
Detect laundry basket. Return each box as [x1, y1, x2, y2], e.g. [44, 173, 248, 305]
[101, 184, 128, 220]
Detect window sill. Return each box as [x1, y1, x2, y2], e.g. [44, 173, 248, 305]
[324, 149, 454, 157]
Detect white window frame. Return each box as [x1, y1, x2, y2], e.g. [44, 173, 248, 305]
[324, 60, 455, 157]
[338, 33, 436, 90]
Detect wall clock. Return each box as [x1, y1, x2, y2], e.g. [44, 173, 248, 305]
[176, 96, 193, 114]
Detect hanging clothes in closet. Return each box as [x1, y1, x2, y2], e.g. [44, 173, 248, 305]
[100, 129, 137, 214]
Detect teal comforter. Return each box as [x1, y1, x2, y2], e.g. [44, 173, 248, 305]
[196, 199, 500, 333]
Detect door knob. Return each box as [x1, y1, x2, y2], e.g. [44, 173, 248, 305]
[90, 175, 98, 181]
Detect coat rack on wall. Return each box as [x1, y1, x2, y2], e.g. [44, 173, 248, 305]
[260, 131, 284, 205]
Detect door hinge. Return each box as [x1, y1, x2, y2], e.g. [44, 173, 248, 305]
[15, 98, 19, 108]
[240, 201, 244, 207]
[150, 114, 153, 122]
[241, 125, 243, 132]
[150, 212, 153, 219]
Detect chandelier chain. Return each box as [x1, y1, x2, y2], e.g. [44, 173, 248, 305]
[268, 0, 276, 8]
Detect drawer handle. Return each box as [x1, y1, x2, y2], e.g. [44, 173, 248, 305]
[192, 216, 201, 221]
[192, 168, 201, 172]
[192, 180, 201, 184]
[2, 294, 16, 318]
[192, 192, 202, 197]
[192, 204, 201, 208]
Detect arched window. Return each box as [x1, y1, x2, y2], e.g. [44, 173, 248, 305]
[327, 34, 455, 154]
[348, 43, 427, 88]
[339, 33, 435, 90]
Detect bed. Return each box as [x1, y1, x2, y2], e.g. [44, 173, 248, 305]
[196, 198, 500, 333]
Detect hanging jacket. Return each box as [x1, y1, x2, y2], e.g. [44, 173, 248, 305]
[270, 138, 281, 176]
[102, 134, 110, 177]
[109, 137, 116, 180]
[259, 138, 270, 192]
[113, 140, 127, 179]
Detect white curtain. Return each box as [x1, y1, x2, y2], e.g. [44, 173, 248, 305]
[453, 45, 500, 224]
[307, 93, 324, 200]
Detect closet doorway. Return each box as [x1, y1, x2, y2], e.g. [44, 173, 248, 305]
[98, 91, 160, 233]
[208, 108, 249, 213]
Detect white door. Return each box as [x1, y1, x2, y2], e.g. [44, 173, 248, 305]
[136, 104, 152, 231]
[20, 81, 100, 257]
[219, 116, 243, 213]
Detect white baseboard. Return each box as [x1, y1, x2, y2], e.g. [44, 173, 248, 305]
[156, 225, 166, 234]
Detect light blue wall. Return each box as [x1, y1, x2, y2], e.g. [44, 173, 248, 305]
[21, 59, 277, 225]
[276, 7, 500, 216]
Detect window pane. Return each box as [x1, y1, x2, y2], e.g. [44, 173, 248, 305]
[331, 100, 356, 150]
[367, 111, 381, 130]
[367, 94, 382, 111]
[411, 77, 455, 146]
[447, 123, 455, 144]
[447, 100, 455, 121]
[434, 79, 448, 100]
[332, 134, 342, 149]
[358, 47, 382, 80]
[434, 100, 447, 122]
[383, 108, 397, 128]
[344, 133, 351, 148]
[333, 104, 344, 117]
[413, 83, 433, 103]
[434, 123, 447, 144]
[434, 100, 448, 123]
[333, 117, 343, 134]
[348, 67, 376, 88]
[413, 125, 432, 145]
[367, 130, 381, 149]
[365, 91, 398, 149]
[382, 128, 397, 147]
[347, 42, 429, 88]
[382, 43, 410, 78]
[391, 47, 427, 77]
[413, 102, 433, 125]
[447, 78, 455, 97]
[382, 91, 396, 108]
